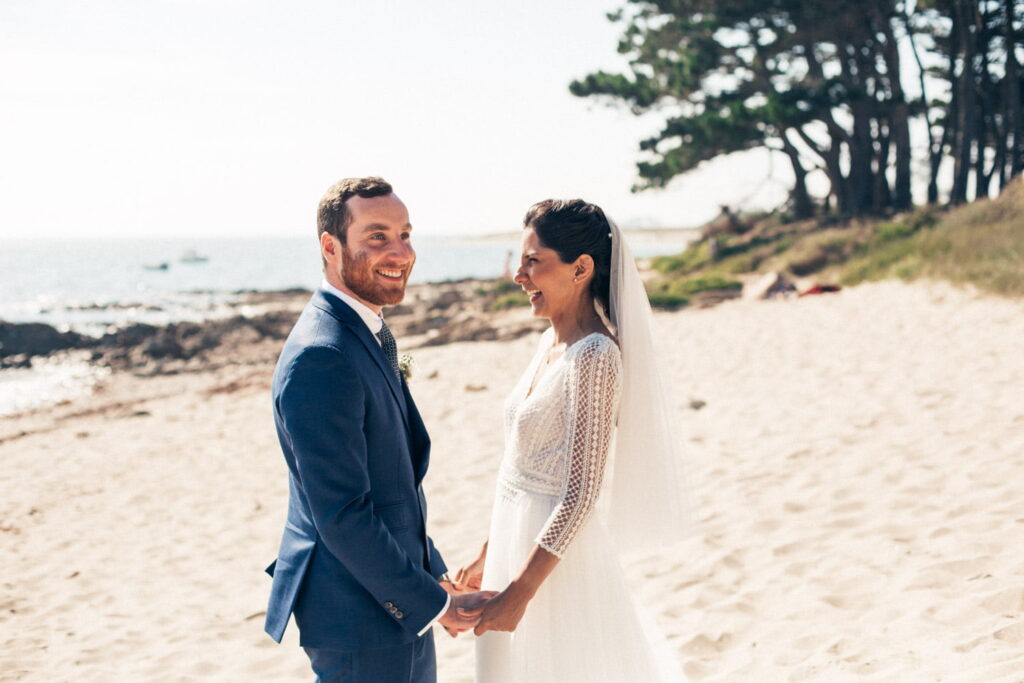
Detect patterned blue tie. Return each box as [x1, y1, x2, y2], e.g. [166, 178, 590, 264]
[375, 320, 401, 381]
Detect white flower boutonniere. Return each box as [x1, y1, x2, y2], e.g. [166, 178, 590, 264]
[398, 353, 415, 382]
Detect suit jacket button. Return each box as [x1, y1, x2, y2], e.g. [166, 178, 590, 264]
[395, 611, 404, 619]
[389, 606, 398, 614]
[384, 601, 394, 609]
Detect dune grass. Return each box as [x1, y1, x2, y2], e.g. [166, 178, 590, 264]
[648, 178, 1024, 301]
[488, 292, 531, 311]
[645, 292, 690, 310]
[840, 186, 1024, 297]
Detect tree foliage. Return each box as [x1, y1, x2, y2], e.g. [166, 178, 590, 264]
[571, 0, 1024, 216]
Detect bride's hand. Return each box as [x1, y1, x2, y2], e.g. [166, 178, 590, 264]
[454, 542, 488, 592]
[473, 582, 532, 636]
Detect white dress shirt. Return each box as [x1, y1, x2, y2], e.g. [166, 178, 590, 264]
[321, 278, 384, 336]
[320, 279, 450, 635]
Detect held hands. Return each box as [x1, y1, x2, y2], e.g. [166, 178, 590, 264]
[473, 545, 555, 636]
[437, 590, 497, 638]
[473, 581, 533, 636]
[439, 539, 541, 637]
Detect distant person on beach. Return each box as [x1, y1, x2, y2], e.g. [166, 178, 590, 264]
[502, 249, 514, 280]
[263, 176, 494, 682]
[462, 199, 690, 681]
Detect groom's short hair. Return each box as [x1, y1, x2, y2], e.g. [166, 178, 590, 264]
[317, 176, 394, 245]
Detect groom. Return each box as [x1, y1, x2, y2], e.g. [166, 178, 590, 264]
[264, 177, 490, 682]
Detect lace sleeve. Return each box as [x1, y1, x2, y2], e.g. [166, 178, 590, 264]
[536, 335, 622, 557]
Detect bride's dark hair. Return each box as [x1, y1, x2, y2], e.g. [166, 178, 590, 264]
[523, 199, 613, 312]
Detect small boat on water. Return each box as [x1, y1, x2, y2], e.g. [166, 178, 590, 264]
[143, 262, 170, 271]
[180, 249, 209, 263]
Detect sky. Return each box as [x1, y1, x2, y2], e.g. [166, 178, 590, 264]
[1, 0, 811, 240]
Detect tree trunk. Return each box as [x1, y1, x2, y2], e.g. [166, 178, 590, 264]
[874, 120, 893, 211]
[879, 10, 912, 209]
[974, 97, 989, 200]
[836, 39, 873, 214]
[976, 25, 997, 199]
[904, 11, 942, 203]
[797, 125, 848, 214]
[994, 126, 1007, 192]
[801, 43, 853, 213]
[932, 90, 955, 204]
[1007, 0, 1022, 178]
[950, 0, 976, 205]
[781, 129, 813, 218]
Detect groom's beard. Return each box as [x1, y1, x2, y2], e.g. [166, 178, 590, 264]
[341, 245, 411, 307]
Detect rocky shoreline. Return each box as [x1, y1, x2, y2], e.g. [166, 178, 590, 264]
[0, 279, 548, 377]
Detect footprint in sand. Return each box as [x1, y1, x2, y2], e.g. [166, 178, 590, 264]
[993, 621, 1024, 644]
[905, 569, 956, 591]
[820, 594, 852, 609]
[751, 518, 782, 534]
[772, 540, 810, 556]
[824, 515, 862, 529]
[682, 659, 716, 680]
[784, 561, 814, 577]
[981, 587, 1024, 614]
[720, 551, 745, 569]
[953, 634, 988, 653]
[923, 556, 995, 577]
[680, 632, 734, 656]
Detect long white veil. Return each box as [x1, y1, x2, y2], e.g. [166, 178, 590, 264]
[601, 220, 696, 555]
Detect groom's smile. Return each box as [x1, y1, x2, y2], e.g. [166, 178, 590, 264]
[374, 267, 406, 281]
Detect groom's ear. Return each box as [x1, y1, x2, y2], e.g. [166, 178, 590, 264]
[321, 232, 341, 266]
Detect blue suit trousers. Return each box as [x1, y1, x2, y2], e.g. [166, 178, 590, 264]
[304, 630, 436, 683]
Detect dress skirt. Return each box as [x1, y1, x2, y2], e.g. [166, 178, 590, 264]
[474, 478, 686, 683]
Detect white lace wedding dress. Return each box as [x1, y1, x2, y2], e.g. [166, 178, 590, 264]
[475, 329, 685, 682]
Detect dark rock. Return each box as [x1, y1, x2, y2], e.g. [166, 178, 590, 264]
[394, 315, 449, 336]
[385, 303, 415, 316]
[427, 290, 463, 311]
[0, 321, 95, 359]
[420, 315, 545, 347]
[142, 335, 184, 359]
[99, 323, 160, 348]
[248, 310, 300, 339]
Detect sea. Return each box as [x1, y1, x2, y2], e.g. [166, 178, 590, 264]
[0, 235, 688, 415]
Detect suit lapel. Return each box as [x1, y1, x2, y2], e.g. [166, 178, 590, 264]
[402, 379, 431, 484]
[311, 289, 410, 430]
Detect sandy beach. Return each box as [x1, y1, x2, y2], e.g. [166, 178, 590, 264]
[2, 279, 1023, 682]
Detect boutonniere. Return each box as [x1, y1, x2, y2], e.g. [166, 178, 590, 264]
[399, 353, 415, 382]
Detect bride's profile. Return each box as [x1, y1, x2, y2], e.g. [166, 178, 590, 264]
[457, 199, 692, 682]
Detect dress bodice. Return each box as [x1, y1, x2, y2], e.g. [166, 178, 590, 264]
[498, 328, 622, 557]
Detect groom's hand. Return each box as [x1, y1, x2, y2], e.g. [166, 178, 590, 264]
[437, 590, 497, 637]
[454, 543, 487, 592]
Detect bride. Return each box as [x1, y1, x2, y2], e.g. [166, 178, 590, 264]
[456, 200, 691, 682]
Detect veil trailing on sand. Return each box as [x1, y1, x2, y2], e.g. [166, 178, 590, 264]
[601, 220, 696, 555]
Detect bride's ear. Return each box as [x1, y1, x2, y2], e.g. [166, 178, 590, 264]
[572, 254, 594, 284]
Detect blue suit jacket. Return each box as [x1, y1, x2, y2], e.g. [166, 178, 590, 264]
[264, 288, 448, 650]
